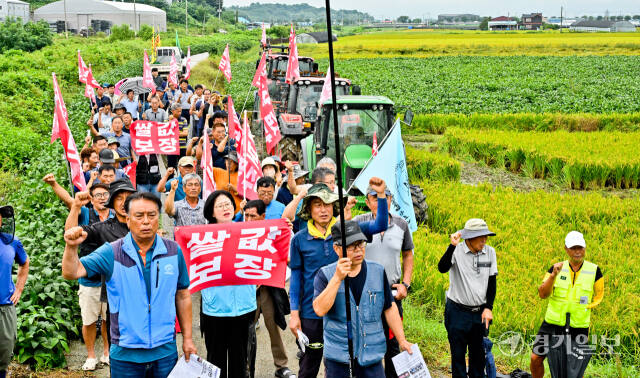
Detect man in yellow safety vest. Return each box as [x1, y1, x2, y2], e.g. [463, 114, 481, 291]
[530, 231, 604, 378]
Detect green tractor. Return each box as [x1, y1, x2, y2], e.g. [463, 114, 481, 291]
[299, 95, 428, 223]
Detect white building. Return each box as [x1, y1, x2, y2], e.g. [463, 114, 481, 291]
[0, 0, 30, 24]
[570, 19, 636, 32]
[34, 0, 166, 34]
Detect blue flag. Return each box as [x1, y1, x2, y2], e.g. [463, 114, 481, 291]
[353, 120, 418, 232]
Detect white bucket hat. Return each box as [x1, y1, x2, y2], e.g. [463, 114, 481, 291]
[460, 218, 496, 240]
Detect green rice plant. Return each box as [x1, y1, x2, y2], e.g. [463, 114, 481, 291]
[411, 181, 640, 367]
[444, 128, 640, 189]
[405, 146, 461, 182]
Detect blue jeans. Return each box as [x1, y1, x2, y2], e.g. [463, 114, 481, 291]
[324, 358, 384, 378]
[110, 353, 178, 378]
[137, 183, 161, 199]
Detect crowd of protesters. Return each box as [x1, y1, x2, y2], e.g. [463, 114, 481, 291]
[8, 70, 413, 378]
[0, 63, 605, 378]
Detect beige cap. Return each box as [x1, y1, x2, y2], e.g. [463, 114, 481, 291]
[178, 156, 197, 167]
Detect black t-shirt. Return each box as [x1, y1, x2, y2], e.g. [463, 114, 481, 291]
[314, 260, 394, 311]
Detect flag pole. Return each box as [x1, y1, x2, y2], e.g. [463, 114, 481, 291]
[239, 86, 253, 116]
[323, 2, 355, 375]
[243, 110, 248, 199]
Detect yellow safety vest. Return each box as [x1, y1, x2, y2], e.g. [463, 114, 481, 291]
[544, 260, 597, 328]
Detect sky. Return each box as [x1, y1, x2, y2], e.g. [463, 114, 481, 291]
[226, 0, 640, 20]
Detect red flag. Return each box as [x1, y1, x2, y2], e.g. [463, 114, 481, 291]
[184, 46, 192, 80]
[174, 219, 292, 293]
[251, 52, 267, 88]
[51, 73, 86, 191]
[130, 120, 180, 155]
[122, 161, 137, 188]
[84, 65, 97, 104]
[218, 44, 232, 83]
[261, 23, 267, 47]
[227, 96, 242, 146]
[258, 74, 282, 154]
[285, 25, 300, 84]
[372, 131, 378, 156]
[143, 50, 156, 94]
[168, 51, 179, 87]
[238, 112, 262, 200]
[201, 124, 217, 200]
[78, 51, 101, 88]
[318, 67, 332, 107]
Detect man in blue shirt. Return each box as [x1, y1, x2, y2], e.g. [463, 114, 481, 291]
[236, 177, 285, 222]
[103, 116, 133, 167]
[62, 192, 197, 377]
[0, 205, 29, 378]
[119, 89, 141, 120]
[156, 156, 196, 202]
[288, 178, 389, 378]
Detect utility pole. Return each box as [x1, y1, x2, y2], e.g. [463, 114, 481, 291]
[133, 0, 137, 32]
[185, 0, 188, 35]
[560, 6, 563, 32]
[218, 0, 222, 20]
[63, 0, 68, 38]
[202, 11, 206, 35]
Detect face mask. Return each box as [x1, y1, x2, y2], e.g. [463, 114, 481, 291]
[0, 206, 15, 244]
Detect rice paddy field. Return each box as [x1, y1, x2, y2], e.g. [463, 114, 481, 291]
[298, 29, 640, 57]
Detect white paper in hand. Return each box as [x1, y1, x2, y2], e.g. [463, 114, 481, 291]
[392, 344, 431, 378]
[168, 354, 221, 378]
[296, 329, 309, 353]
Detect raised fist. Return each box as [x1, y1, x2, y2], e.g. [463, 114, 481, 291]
[64, 226, 88, 246]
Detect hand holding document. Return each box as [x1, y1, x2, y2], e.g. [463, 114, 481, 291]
[168, 354, 221, 378]
[392, 344, 431, 378]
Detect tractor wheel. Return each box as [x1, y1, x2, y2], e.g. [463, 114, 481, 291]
[279, 137, 301, 162]
[410, 184, 428, 224]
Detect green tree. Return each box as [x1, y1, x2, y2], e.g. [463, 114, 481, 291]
[624, 15, 631, 21]
[397, 16, 410, 23]
[479, 17, 491, 31]
[596, 15, 603, 20]
[267, 25, 289, 39]
[412, 18, 422, 24]
[137, 24, 153, 39]
[0, 19, 52, 52]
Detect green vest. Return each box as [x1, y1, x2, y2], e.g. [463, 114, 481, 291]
[544, 260, 597, 328]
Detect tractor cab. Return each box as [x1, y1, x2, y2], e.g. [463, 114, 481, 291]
[280, 77, 351, 134]
[303, 95, 395, 193]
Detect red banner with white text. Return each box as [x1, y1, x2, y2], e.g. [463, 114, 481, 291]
[174, 219, 292, 293]
[130, 120, 180, 155]
[258, 74, 282, 154]
[237, 112, 261, 200]
[51, 73, 86, 191]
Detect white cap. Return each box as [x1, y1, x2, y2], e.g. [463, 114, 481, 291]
[565, 231, 586, 248]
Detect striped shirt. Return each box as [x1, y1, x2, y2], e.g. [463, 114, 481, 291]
[172, 198, 207, 227]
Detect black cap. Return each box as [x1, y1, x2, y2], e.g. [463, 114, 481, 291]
[226, 150, 238, 163]
[113, 103, 125, 110]
[331, 220, 367, 246]
[0, 205, 14, 218]
[107, 178, 136, 208]
[99, 149, 116, 164]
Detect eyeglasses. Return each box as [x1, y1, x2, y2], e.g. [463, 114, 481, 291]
[214, 202, 233, 210]
[346, 241, 366, 253]
[93, 192, 109, 199]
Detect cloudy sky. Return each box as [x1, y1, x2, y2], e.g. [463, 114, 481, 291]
[226, 0, 639, 19]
